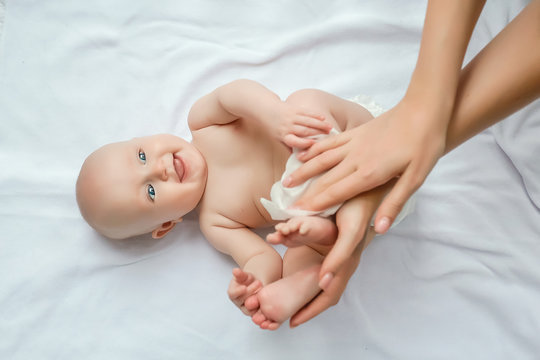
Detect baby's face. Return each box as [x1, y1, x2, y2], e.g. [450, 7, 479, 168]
[77, 134, 207, 238]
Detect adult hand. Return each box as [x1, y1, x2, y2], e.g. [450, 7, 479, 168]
[284, 96, 447, 233]
[289, 183, 387, 327]
[290, 244, 362, 327]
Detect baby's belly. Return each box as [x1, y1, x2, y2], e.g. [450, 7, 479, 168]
[202, 160, 276, 228]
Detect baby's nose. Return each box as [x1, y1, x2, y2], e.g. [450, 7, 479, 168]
[153, 158, 168, 181]
[160, 168, 168, 181]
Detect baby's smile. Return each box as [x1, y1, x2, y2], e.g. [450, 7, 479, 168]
[173, 153, 186, 182]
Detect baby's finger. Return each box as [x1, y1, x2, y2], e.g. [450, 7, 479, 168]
[283, 134, 315, 150]
[291, 124, 328, 138]
[296, 110, 325, 121]
[295, 115, 332, 132]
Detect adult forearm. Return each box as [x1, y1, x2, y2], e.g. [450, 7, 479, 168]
[406, 0, 486, 120]
[445, 0, 540, 154]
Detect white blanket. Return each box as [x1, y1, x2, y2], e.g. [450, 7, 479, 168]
[1, 1, 539, 359]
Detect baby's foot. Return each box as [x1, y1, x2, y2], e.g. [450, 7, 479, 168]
[251, 265, 321, 330]
[228, 268, 262, 316]
[267, 216, 337, 248]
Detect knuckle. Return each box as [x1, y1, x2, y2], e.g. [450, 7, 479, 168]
[307, 141, 322, 154]
[360, 166, 376, 182]
[318, 151, 336, 168]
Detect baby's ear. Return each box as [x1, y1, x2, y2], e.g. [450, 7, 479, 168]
[151, 218, 182, 239]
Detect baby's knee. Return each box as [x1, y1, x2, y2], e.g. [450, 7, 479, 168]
[285, 89, 326, 108]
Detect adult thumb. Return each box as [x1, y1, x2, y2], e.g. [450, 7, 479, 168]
[374, 166, 421, 234]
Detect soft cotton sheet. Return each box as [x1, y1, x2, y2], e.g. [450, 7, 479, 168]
[1, 1, 539, 359]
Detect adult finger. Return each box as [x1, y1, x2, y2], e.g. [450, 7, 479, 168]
[283, 147, 344, 188]
[290, 247, 362, 327]
[294, 166, 379, 212]
[318, 211, 371, 289]
[296, 152, 402, 211]
[289, 289, 334, 327]
[295, 131, 348, 162]
[374, 164, 423, 234]
[320, 185, 386, 281]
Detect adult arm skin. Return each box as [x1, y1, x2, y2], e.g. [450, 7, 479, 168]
[445, 0, 540, 153]
[290, 0, 540, 327]
[285, 0, 487, 233]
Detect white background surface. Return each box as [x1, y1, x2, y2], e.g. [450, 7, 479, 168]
[1, 1, 538, 359]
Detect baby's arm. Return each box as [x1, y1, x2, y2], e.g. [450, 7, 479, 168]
[199, 212, 282, 314]
[285, 89, 374, 133]
[188, 79, 331, 149]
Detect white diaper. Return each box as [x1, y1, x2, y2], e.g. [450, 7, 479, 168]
[260, 95, 415, 228]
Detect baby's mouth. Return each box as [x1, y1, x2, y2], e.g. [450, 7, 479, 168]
[173, 154, 186, 182]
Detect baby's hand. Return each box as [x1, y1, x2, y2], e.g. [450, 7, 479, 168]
[228, 268, 263, 316]
[275, 103, 331, 150]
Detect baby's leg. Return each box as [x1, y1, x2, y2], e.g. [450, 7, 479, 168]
[267, 215, 337, 254]
[252, 240, 336, 330]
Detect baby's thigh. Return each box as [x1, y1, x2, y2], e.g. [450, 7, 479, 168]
[285, 89, 340, 129]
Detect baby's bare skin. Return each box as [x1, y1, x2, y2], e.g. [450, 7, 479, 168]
[192, 84, 373, 329]
[267, 215, 338, 249]
[247, 216, 337, 330]
[77, 80, 374, 330]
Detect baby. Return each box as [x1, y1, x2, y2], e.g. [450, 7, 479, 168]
[77, 80, 408, 329]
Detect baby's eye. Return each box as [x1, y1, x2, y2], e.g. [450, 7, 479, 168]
[147, 184, 156, 201]
[138, 150, 146, 163]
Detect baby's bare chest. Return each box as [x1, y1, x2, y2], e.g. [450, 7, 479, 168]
[193, 124, 289, 227]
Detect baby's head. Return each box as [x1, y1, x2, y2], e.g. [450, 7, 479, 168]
[76, 134, 207, 239]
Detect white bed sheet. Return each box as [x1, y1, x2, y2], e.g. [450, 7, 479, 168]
[1, 1, 539, 359]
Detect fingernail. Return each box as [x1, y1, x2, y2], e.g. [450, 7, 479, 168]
[375, 217, 390, 234]
[282, 176, 292, 187]
[297, 151, 307, 159]
[318, 272, 334, 290]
